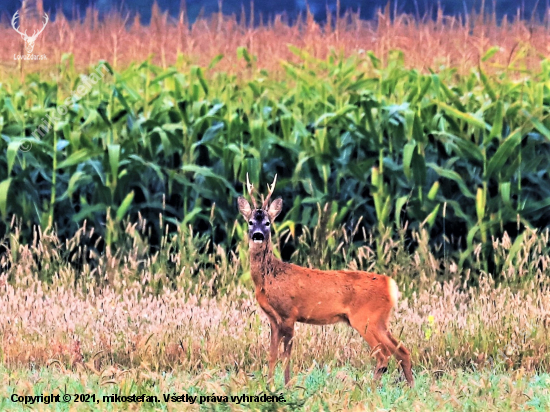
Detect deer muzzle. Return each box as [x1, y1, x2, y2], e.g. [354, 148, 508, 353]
[252, 232, 265, 244]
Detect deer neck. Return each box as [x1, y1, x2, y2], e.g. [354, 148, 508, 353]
[249, 241, 276, 287]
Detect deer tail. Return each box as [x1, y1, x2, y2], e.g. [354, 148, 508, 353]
[388, 277, 399, 309]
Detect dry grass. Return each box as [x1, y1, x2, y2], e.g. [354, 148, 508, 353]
[1, 273, 550, 372]
[2, 219, 550, 377]
[1, 5, 550, 78]
[2, 227, 550, 410]
[2, 271, 550, 375]
[1, 219, 550, 410]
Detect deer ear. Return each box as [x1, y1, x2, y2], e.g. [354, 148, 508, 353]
[238, 196, 252, 219]
[267, 198, 283, 221]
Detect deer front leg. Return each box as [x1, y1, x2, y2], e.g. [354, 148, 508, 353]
[280, 321, 295, 385]
[268, 319, 281, 381]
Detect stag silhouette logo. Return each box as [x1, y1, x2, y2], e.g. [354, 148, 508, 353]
[11, 11, 49, 55]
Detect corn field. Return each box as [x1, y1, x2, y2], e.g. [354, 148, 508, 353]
[1, 36, 550, 276]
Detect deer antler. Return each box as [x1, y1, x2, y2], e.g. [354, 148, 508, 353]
[11, 11, 27, 37]
[11, 11, 48, 40]
[262, 174, 278, 209]
[246, 173, 258, 209]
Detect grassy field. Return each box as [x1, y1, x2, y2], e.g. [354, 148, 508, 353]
[0, 223, 550, 410]
[2, 5, 550, 411]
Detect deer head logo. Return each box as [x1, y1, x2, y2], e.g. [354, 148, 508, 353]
[11, 11, 49, 55]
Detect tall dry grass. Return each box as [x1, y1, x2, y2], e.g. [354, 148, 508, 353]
[1, 216, 550, 378]
[1, 5, 550, 78]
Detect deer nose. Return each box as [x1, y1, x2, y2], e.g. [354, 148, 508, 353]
[252, 232, 265, 243]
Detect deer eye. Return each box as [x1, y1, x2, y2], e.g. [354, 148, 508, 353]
[248, 220, 253, 225]
[265, 221, 270, 226]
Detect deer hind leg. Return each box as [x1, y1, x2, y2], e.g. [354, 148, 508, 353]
[373, 327, 415, 387]
[349, 318, 390, 380]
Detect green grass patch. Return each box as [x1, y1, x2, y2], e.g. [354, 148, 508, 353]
[1, 365, 549, 411]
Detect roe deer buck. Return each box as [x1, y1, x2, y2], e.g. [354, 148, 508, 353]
[237, 174, 414, 387]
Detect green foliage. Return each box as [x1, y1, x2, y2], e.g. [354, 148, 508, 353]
[3, 366, 550, 411]
[1, 49, 549, 275]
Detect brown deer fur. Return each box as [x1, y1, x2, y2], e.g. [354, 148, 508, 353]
[238, 175, 414, 387]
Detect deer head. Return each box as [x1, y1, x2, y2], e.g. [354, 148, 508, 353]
[11, 11, 49, 55]
[238, 174, 282, 246]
